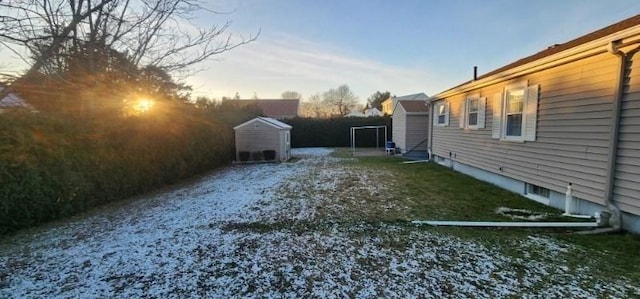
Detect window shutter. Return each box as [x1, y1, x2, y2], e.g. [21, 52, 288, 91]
[478, 97, 486, 129]
[524, 84, 539, 141]
[433, 104, 439, 126]
[491, 93, 503, 139]
[444, 102, 450, 126]
[459, 100, 466, 128]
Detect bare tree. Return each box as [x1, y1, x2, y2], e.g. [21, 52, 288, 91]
[281, 90, 302, 100]
[0, 0, 258, 98]
[322, 84, 358, 116]
[300, 93, 321, 118]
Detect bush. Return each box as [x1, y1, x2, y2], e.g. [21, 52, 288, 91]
[284, 116, 392, 147]
[0, 104, 234, 235]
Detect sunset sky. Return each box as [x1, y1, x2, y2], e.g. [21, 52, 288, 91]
[3, 0, 640, 103]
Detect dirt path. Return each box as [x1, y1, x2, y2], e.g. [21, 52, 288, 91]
[1, 148, 638, 298]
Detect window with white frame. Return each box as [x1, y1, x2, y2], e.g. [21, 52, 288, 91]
[468, 98, 479, 126]
[460, 95, 485, 129]
[492, 81, 539, 142]
[505, 88, 524, 137]
[433, 101, 449, 126]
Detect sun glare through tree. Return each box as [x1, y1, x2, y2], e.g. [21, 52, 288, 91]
[136, 99, 154, 113]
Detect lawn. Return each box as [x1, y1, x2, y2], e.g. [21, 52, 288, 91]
[1, 147, 639, 298]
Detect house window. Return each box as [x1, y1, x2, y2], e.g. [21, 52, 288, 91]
[460, 95, 485, 129]
[492, 81, 539, 142]
[527, 183, 550, 198]
[505, 88, 524, 137]
[467, 98, 478, 126]
[434, 101, 449, 126]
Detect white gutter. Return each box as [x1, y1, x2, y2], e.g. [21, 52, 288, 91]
[429, 25, 640, 101]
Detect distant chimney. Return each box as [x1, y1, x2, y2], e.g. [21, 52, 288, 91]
[473, 66, 478, 81]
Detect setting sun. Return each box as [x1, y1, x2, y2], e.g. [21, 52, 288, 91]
[136, 98, 153, 112]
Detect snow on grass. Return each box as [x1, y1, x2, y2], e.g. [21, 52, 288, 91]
[495, 207, 550, 221]
[1, 147, 638, 298]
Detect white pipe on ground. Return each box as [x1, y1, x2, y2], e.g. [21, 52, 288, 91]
[411, 220, 601, 228]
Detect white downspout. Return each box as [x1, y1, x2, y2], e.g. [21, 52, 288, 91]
[599, 40, 628, 232]
[564, 183, 576, 215]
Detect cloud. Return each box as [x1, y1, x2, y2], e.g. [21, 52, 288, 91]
[187, 32, 442, 101]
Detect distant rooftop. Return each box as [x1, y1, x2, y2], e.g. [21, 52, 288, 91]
[225, 99, 300, 119]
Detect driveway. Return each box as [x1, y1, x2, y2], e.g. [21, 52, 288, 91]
[0, 148, 637, 298]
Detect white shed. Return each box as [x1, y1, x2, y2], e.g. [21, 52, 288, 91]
[392, 100, 429, 157]
[234, 117, 292, 162]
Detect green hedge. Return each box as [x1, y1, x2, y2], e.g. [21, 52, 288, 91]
[0, 106, 234, 235]
[285, 116, 392, 147]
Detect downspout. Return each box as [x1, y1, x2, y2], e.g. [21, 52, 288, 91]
[426, 100, 433, 160]
[601, 40, 627, 232]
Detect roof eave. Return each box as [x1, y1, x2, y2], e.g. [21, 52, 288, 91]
[430, 23, 640, 101]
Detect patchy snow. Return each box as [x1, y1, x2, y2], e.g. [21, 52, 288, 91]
[1, 147, 638, 298]
[495, 207, 550, 221]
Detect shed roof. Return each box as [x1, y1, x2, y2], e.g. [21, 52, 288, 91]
[234, 116, 292, 130]
[397, 100, 428, 113]
[394, 92, 429, 101]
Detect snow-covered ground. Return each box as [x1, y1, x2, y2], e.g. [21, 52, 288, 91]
[0, 148, 638, 298]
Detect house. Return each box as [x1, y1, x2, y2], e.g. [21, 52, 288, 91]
[226, 99, 300, 119]
[0, 84, 33, 113]
[234, 117, 292, 163]
[345, 110, 366, 117]
[345, 107, 383, 117]
[392, 100, 429, 158]
[364, 107, 383, 117]
[427, 14, 640, 233]
[381, 92, 428, 115]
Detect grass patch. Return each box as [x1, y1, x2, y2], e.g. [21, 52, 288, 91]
[345, 155, 640, 286]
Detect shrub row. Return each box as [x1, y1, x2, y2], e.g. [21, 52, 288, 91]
[285, 116, 392, 147]
[0, 105, 234, 235]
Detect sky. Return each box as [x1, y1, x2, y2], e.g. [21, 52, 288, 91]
[2, 1, 640, 104]
[182, 0, 640, 104]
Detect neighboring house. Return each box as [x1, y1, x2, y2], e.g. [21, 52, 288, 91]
[0, 84, 33, 113]
[381, 93, 428, 115]
[392, 100, 429, 158]
[427, 14, 640, 233]
[345, 111, 365, 117]
[227, 99, 300, 119]
[345, 107, 383, 117]
[364, 107, 383, 117]
[234, 117, 292, 163]
[381, 96, 394, 115]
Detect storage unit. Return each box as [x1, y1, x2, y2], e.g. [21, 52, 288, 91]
[392, 100, 429, 158]
[234, 117, 292, 162]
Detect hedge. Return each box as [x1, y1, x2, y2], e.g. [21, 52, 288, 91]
[284, 116, 392, 147]
[0, 105, 234, 235]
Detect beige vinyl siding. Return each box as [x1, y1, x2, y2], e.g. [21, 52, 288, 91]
[614, 50, 640, 215]
[393, 105, 429, 153]
[405, 115, 429, 151]
[235, 122, 282, 161]
[392, 106, 407, 150]
[432, 52, 618, 205]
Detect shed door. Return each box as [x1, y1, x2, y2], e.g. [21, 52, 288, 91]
[285, 131, 291, 160]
